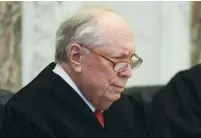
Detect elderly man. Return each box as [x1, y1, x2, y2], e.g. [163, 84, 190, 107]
[2, 6, 143, 138]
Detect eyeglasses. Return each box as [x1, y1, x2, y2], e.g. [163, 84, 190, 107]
[80, 44, 143, 72]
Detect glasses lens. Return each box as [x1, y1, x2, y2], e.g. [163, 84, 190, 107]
[131, 56, 142, 69]
[114, 62, 128, 72]
[131, 60, 141, 69]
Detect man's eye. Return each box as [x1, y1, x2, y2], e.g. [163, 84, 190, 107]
[114, 57, 121, 59]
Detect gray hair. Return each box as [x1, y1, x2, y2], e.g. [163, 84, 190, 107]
[55, 5, 112, 63]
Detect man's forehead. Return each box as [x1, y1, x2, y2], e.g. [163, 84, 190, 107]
[99, 26, 135, 53]
[96, 44, 135, 56]
[109, 46, 133, 53]
[100, 27, 134, 44]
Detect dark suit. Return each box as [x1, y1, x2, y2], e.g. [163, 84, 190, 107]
[2, 63, 146, 138]
[150, 64, 201, 138]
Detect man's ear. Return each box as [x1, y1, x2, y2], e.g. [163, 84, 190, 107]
[67, 43, 82, 73]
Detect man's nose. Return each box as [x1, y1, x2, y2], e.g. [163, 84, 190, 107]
[118, 65, 132, 78]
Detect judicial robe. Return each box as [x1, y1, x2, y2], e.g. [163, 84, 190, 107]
[150, 64, 201, 138]
[2, 62, 146, 138]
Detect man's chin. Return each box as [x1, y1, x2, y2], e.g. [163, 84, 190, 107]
[102, 104, 112, 111]
[107, 93, 121, 102]
[101, 95, 121, 111]
[103, 97, 121, 110]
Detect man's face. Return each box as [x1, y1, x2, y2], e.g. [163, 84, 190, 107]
[79, 36, 135, 110]
[68, 12, 137, 111]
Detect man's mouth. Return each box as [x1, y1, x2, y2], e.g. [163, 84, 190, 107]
[112, 84, 125, 89]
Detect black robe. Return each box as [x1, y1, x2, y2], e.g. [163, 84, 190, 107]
[2, 63, 146, 138]
[150, 64, 201, 138]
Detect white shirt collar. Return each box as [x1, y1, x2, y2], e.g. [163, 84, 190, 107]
[53, 64, 95, 112]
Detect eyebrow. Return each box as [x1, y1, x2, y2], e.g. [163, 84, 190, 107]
[121, 50, 133, 56]
[110, 51, 133, 59]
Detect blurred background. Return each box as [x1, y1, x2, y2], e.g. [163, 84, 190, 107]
[0, 1, 200, 93]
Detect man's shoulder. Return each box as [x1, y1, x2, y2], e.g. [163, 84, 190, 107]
[5, 86, 43, 114]
[8, 65, 62, 109]
[4, 84, 57, 130]
[149, 64, 201, 138]
[4, 79, 55, 117]
[153, 64, 201, 103]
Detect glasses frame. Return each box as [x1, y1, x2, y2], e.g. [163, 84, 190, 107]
[79, 44, 143, 72]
